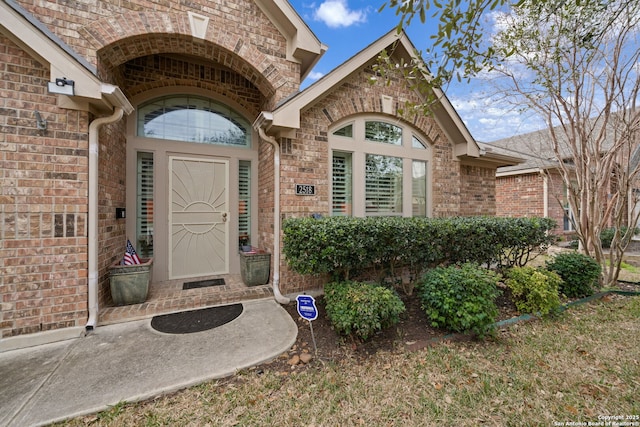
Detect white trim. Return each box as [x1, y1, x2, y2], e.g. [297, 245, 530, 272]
[328, 115, 432, 218]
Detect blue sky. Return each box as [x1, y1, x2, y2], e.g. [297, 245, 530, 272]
[288, 0, 547, 142]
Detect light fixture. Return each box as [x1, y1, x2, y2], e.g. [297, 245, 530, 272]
[47, 77, 75, 96]
[34, 110, 47, 132]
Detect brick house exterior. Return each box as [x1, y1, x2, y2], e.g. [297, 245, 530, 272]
[489, 129, 610, 238]
[1, 0, 518, 344]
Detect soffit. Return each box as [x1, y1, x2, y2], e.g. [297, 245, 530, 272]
[0, 0, 132, 114]
[254, 0, 327, 79]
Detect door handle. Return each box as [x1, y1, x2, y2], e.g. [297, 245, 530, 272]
[222, 212, 228, 222]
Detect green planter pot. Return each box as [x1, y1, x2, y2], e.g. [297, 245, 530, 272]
[239, 251, 270, 286]
[109, 258, 153, 305]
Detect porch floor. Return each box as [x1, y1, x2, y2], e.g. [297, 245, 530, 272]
[99, 274, 274, 326]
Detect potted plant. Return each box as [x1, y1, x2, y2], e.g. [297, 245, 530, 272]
[109, 240, 153, 305]
[239, 246, 270, 286]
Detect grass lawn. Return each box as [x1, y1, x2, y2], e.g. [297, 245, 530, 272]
[60, 295, 640, 427]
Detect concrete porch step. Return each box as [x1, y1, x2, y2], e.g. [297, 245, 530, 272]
[99, 275, 273, 326]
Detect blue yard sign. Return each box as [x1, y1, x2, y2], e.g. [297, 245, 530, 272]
[296, 295, 318, 321]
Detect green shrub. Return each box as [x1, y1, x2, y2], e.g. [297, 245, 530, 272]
[600, 226, 639, 248]
[323, 281, 406, 341]
[283, 216, 557, 285]
[546, 252, 601, 298]
[505, 266, 562, 316]
[416, 263, 501, 338]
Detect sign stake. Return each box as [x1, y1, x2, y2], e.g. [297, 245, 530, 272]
[296, 294, 319, 356]
[308, 320, 317, 355]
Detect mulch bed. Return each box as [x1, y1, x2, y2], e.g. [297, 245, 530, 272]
[249, 281, 640, 376]
[251, 286, 519, 375]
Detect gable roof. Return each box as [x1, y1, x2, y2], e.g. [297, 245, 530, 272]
[254, 0, 327, 80]
[489, 111, 640, 176]
[1, 0, 326, 112]
[260, 29, 520, 166]
[0, 0, 132, 114]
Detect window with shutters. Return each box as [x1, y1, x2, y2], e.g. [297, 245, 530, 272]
[136, 152, 154, 257]
[239, 161, 251, 248]
[332, 152, 352, 216]
[365, 154, 403, 215]
[412, 160, 427, 216]
[330, 117, 431, 217]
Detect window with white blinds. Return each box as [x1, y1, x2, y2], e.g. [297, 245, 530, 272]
[330, 118, 431, 217]
[412, 160, 427, 216]
[238, 161, 251, 248]
[332, 152, 352, 216]
[137, 95, 250, 147]
[136, 152, 154, 257]
[365, 154, 403, 215]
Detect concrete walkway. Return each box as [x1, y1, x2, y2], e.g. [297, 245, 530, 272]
[0, 298, 297, 427]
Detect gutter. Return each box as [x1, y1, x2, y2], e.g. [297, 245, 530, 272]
[253, 113, 289, 304]
[85, 107, 124, 331]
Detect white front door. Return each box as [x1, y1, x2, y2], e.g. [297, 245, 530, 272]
[169, 156, 229, 279]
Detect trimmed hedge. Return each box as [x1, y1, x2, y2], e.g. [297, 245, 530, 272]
[283, 216, 556, 283]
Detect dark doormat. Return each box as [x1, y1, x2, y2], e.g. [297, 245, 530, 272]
[151, 303, 243, 334]
[182, 278, 225, 290]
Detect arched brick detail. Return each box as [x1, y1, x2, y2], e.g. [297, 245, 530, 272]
[305, 67, 443, 145]
[79, 12, 289, 100]
[125, 78, 263, 117]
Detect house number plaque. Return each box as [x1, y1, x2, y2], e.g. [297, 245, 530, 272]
[295, 184, 315, 195]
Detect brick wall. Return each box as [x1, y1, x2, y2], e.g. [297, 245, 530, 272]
[496, 169, 566, 235]
[0, 34, 90, 337]
[16, 0, 299, 105]
[496, 172, 545, 218]
[275, 65, 465, 295]
[459, 164, 497, 216]
[96, 119, 127, 307]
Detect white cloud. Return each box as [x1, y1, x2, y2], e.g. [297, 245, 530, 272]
[307, 71, 325, 81]
[313, 0, 367, 28]
[450, 91, 546, 142]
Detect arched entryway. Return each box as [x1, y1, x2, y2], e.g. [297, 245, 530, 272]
[93, 28, 281, 301]
[126, 89, 260, 282]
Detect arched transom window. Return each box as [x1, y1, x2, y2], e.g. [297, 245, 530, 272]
[137, 95, 251, 147]
[330, 118, 431, 217]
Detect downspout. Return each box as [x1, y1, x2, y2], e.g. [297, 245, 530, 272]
[85, 107, 124, 330]
[257, 127, 290, 304]
[542, 172, 549, 218]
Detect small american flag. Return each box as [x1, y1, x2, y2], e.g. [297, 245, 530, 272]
[123, 239, 141, 265]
